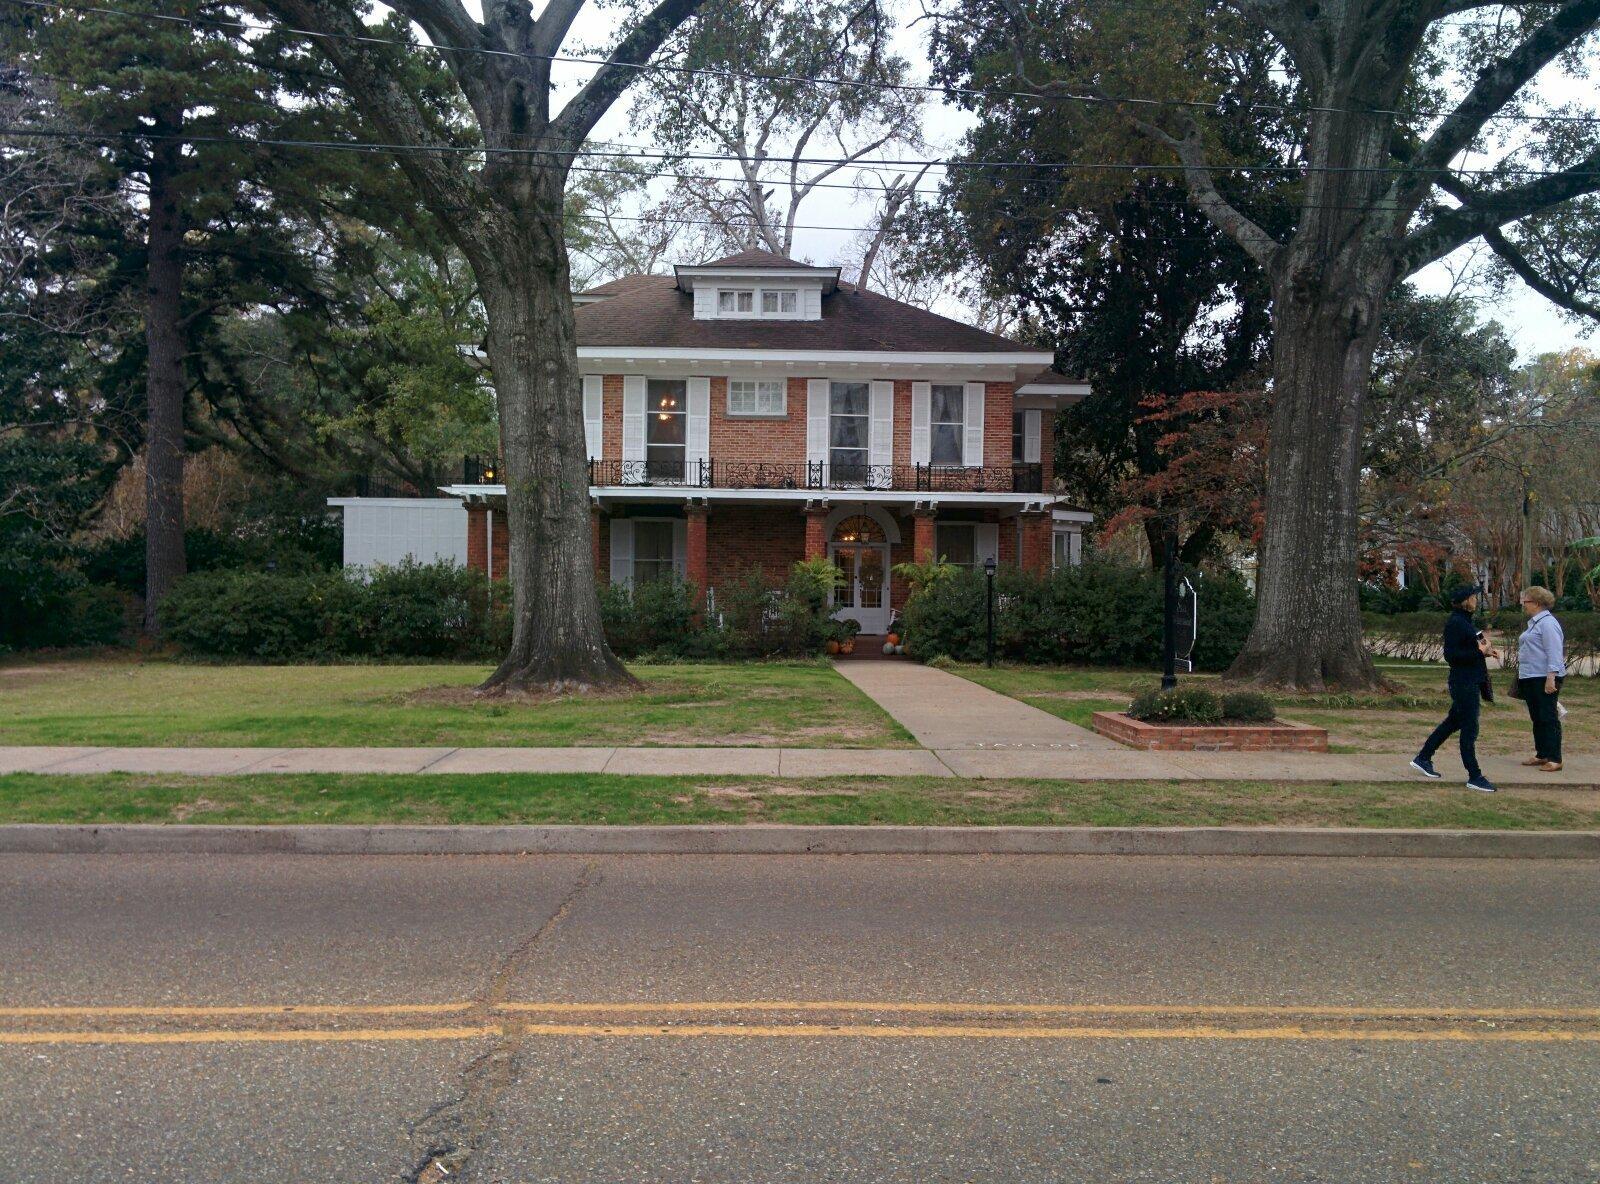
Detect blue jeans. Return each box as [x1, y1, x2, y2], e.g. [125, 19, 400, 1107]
[1418, 682, 1483, 780]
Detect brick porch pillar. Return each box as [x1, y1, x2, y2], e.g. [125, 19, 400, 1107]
[803, 505, 829, 560]
[912, 508, 937, 564]
[685, 502, 709, 597]
[1020, 510, 1053, 575]
[465, 504, 488, 574]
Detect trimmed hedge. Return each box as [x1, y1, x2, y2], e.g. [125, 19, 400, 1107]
[1363, 609, 1597, 673]
[159, 561, 506, 662]
[899, 559, 1255, 670]
[160, 558, 843, 663]
[1126, 685, 1276, 724]
[600, 559, 847, 661]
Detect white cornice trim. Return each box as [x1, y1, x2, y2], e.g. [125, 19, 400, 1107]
[439, 484, 1069, 512]
[576, 347, 1053, 366]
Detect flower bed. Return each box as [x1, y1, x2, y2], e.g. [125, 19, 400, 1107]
[1092, 711, 1329, 752]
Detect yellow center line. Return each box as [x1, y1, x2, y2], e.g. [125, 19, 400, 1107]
[5, 1000, 1599, 1021]
[4, 1023, 1600, 1047]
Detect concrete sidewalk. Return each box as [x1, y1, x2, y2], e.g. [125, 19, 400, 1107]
[834, 660, 1120, 750]
[1, 744, 1594, 785]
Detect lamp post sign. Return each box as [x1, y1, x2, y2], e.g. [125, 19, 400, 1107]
[983, 555, 998, 668]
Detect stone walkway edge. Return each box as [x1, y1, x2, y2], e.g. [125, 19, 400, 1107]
[0, 745, 1594, 785]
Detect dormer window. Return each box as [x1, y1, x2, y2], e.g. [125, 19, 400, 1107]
[712, 286, 801, 319]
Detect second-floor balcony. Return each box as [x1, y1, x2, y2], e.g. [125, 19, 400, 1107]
[588, 458, 1045, 495]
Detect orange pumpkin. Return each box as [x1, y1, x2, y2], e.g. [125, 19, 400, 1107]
[886, 632, 900, 646]
[840, 640, 855, 655]
[826, 639, 840, 655]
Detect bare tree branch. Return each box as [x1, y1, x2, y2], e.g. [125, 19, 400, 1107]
[551, 0, 708, 145]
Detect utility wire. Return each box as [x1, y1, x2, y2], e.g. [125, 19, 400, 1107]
[6, 123, 1597, 181]
[8, 0, 1600, 128]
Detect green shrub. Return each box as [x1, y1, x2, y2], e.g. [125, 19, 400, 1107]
[897, 559, 1254, 670]
[1127, 684, 1224, 724]
[358, 560, 490, 657]
[0, 562, 126, 651]
[159, 561, 502, 661]
[159, 569, 332, 661]
[600, 576, 713, 659]
[1219, 689, 1276, 722]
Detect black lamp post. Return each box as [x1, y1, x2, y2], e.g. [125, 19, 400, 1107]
[1161, 520, 1178, 691]
[983, 555, 998, 668]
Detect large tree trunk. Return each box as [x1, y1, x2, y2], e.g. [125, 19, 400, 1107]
[472, 194, 633, 694]
[141, 104, 187, 634]
[1226, 266, 1389, 691]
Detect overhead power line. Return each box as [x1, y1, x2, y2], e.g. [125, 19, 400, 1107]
[6, 123, 1599, 183]
[8, 0, 1600, 129]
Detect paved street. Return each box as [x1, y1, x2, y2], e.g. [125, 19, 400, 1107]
[3, 853, 1599, 1182]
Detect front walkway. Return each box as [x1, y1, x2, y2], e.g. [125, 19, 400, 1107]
[833, 660, 1119, 751]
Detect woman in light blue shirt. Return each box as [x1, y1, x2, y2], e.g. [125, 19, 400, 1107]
[1516, 586, 1565, 771]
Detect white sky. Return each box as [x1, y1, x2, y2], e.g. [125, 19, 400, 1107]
[512, 1, 1594, 360]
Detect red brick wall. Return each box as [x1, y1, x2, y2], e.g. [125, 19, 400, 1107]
[601, 374, 623, 462]
[706, 504, 807, 592]
[983, 381, 1014, 469]
[591, 374, 1024, 471]
[465, 506, 510, 578]
[707, 376, 810, 469]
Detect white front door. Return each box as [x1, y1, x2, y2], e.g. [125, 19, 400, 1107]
[828, 542, 891, 634]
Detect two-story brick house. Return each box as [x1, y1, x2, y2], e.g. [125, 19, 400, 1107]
[439, 249, 1090, 635]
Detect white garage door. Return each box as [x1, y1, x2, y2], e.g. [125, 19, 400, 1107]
[330, 498, 469, 571]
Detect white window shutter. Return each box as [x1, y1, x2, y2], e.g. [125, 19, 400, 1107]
[1023, 409, 1042, 464]
[963, 382, 985, 467]
[686, 376, 710, 476]
[621, 375, 646, 471]
[609, 519, 633, 588]
[806, 379, 830, 468]
[975, 523, 1000, 567]
[672, 519, 688, 578]
[583, 375, 603, 461]
[911, 382, 931, 466]
[868, 380, 894, 487]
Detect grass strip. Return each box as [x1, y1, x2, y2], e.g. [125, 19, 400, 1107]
[2, 773, 1595, 830]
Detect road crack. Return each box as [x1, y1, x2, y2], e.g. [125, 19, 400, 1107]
[399, 862, 598, 1184]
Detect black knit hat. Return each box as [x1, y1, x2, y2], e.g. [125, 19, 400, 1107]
[1450, 584, 1483, 605]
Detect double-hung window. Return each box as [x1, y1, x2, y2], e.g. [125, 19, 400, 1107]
[936, 524, 977, 568]
[829, 381, 870, 484]
[717, 289, 754, 314]
[930, 384, 965, 466]
[633, 520, 677, 584]
[728, 378, 785, 417]
[1012, 411, 1026, 464]
[760, 289, 798, 314]
[646, 378, 687, 481]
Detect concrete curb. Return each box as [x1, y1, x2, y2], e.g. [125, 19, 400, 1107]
[2, 824, 1598, 858]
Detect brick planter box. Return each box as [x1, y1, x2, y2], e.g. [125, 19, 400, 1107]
[1091, 711, 1329, 753]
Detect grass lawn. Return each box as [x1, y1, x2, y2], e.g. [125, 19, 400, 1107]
[949, 662, 1598, 756]
[2, 772, 1595, 829]
[0, 657, 913, 749]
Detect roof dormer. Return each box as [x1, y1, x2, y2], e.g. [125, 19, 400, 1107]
[674, 249, 839, 322]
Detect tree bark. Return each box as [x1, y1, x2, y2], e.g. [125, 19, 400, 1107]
[142, 103, 187, 634]
[1225, 264, 1388, 691]
[470, 188, 634, 694]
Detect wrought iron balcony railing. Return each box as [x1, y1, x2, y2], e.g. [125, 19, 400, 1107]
[587, 458, 1044, 494]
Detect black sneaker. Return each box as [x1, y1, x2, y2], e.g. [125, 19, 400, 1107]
[1409, 758, 1442, 780]
[1466, 776, 1497, 793]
